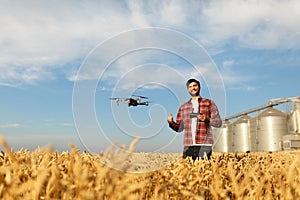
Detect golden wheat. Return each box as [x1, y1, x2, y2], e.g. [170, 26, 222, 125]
[0, 135, 299, 199]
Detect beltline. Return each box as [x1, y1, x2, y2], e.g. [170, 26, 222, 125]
[192, 144, 213, 146]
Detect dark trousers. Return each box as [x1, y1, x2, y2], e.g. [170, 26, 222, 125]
[183, 146, 212, 160]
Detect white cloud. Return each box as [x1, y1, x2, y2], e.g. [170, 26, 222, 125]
[62, 123, 73, 127]
[127, 1, 150, 27]
[0, 123, 21, 128]
[0, 1, 133, 86]
[160, 2, 187, 26]
[0, 0, 299, 87]
[199, 0, 300, 49]
[0, 66, 55, 86]
[219, 59, 256, 91]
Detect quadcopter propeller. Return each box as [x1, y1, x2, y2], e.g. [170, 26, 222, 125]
[109, 98, 128, 102]
[132, 95, 148, 99]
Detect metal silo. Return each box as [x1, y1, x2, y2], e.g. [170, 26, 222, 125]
[232, 115, 251, 152]
[256, 107, 288, 152]
[213, 120, 233, 152]
[288, 101, 300, 134]
[249, 116, 259, 152]
[283, 100, 300, 150]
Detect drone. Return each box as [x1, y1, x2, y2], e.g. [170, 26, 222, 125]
[110, 95, 149, 107]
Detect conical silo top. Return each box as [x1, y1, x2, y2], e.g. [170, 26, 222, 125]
[233, 115, 251, 124]
[258, 107, 286, 118]
[294, 101, 300, 110]
[223, 119, 231, 127]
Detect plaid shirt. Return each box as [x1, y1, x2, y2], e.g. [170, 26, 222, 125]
[169, 97, 222, 146]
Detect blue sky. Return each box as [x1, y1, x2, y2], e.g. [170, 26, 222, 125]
[0, 0, 300, 153]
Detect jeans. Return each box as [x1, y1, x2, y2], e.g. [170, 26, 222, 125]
[183, 146, 212, 160]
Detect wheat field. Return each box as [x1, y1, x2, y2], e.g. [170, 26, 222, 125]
[0, 136, 300, 200]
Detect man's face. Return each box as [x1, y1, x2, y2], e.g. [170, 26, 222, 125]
[188, 82, 200, 96]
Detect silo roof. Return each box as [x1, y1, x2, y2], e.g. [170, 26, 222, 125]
[258, 107, 286, 118]
[233, 115, 251, 124]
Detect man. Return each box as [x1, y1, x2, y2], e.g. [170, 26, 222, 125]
[167, 78, 222, 160]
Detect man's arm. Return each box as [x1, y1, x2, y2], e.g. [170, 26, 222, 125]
[209, 101, 222, 128]
[168, 109, 184, 132]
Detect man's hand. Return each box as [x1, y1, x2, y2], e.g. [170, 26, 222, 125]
[167, 112, 174, 124]
[197, 114, 210, 123]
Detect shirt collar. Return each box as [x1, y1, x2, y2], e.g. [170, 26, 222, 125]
[188, 96, 202, 103]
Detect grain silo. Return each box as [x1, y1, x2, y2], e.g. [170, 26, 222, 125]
[224, 95, 300, 152]
[283, 100, 300, 150]
[213, 120, 233, 152]
[288, 101, 300, 134]
[249, 117, 259, 152]
[256, 107, 288, 152]
[232, 115, 251, 152]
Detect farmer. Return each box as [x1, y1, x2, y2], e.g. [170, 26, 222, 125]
[168, 78, 222, 160]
